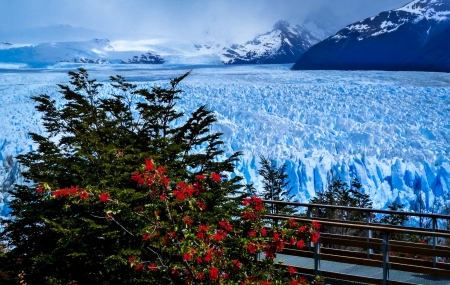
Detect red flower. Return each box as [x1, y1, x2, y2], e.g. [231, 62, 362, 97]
[312, 220, 321, 229]
[79, 190, 88, 200]
[311, 231, 320, 243]
[131, 171, 145, 184]
[36, 185, 43, 194]
[196, 272, 205, 280]
[135, 263, 144, 271]
[211, 230, 227, 241]
[196, 174, 206, 180]
[242, 198, 251, 206]
[203, 252, 212, 262]
[232, 259, 242, 268]
[219, 220, 232, 231]
[296, 239, 305, 249]
[127, 256, 136, 263]
[148, 263, 158, 271]
[53, 189, 69, 198]
[288, 266, 297, 275]
[248, 230, 256, 237]
[209, 267, 219, 280]
[299, 277, 308, 284]
[260, 228, 267, 236]
[242, 211, 257, 220]
[183, 253, 193, 261]
[99, 193, 109, 202]
[251, 196, 262, 204]
[145, 159, 154, 171]
[142, 233, 151, 241]
[199, 224, 209, 231]
[197, 200, 206, 210]
[183, 216, 193, 226]
[273, 232, 280, 242]
[289, 218, 297, 228]
[69, 186, 78, 195]
[247, 243, 258, 254]
[173, 189, 186, 201]
[211, 172, 221, 182]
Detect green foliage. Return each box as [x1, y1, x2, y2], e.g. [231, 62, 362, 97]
[380, 201, 408, 227]
[0, 69, 244, 284]
[310, 176, 372, 221]
[309, 176, 374, 237]
[258, 156, 296, 215]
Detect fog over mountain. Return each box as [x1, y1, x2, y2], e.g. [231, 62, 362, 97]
[0, 0, 410, 44]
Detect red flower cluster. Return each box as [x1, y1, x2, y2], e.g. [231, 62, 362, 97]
[95, 160, 322, 284]
[131, 159, 170, 188]
[99, 193, 110, 202]
[209, 267, 219, 280]
[219, 220, 232, 231]
[52, 186, 88, 200]
[211, 172, 221, 182]
[173, 182, 196, 201]
[183, 216, 193, 226]
[242, 196, 265, 221]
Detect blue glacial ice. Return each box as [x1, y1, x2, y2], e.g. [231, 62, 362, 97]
[0, 64, 449, 214]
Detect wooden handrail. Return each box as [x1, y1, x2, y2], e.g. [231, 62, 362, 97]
[262, 200, 450, 220]
[264, 214, 450, 238]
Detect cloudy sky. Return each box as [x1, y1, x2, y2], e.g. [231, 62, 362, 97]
[0, 0, 412, 43]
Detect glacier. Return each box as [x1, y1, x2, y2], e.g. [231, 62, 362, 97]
[1, 63, 450, 216]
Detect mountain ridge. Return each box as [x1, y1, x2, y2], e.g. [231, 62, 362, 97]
[292, 0, 450, 72]
[221, 20, 320, 64]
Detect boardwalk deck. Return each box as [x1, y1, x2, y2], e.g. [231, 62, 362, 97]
[276, 254, 450, 285]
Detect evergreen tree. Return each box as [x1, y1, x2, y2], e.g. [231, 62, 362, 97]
[258, 156, 295, 215]
[380, 202, 408, 227]
[310, 176, 373, 237]
[0, 68, 243, 284]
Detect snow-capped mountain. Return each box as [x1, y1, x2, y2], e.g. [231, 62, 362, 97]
[0, 38, 169, 65]
[221, 21, 319, 64]
[123, 52, 165, 64]
[292, 0, 450, 72]
[0, 39, 114, 64]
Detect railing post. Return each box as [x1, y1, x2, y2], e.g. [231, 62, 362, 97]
[366, 211, 373, 259]
[433, 217, 437, 268]
[306, 206, 312, 219]
[382, 232, 390, 285]
[307, 206, 313, 251]
[314, 236, 321, 276]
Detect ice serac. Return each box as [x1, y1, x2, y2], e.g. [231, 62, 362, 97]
[292, 0, 450, 72]
[0, 67, 449, 215]
[221, 21, 319, 64]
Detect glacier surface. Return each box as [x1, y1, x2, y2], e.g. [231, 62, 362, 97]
[1, 64, 450, 215]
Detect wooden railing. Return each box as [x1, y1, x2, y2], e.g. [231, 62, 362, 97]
[263, 200, 450, 285]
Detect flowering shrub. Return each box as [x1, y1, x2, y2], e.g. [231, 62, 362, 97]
[32, 159, 323, 284]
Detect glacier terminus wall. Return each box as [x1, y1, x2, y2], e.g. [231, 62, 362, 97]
[0, 64, 449, 215]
